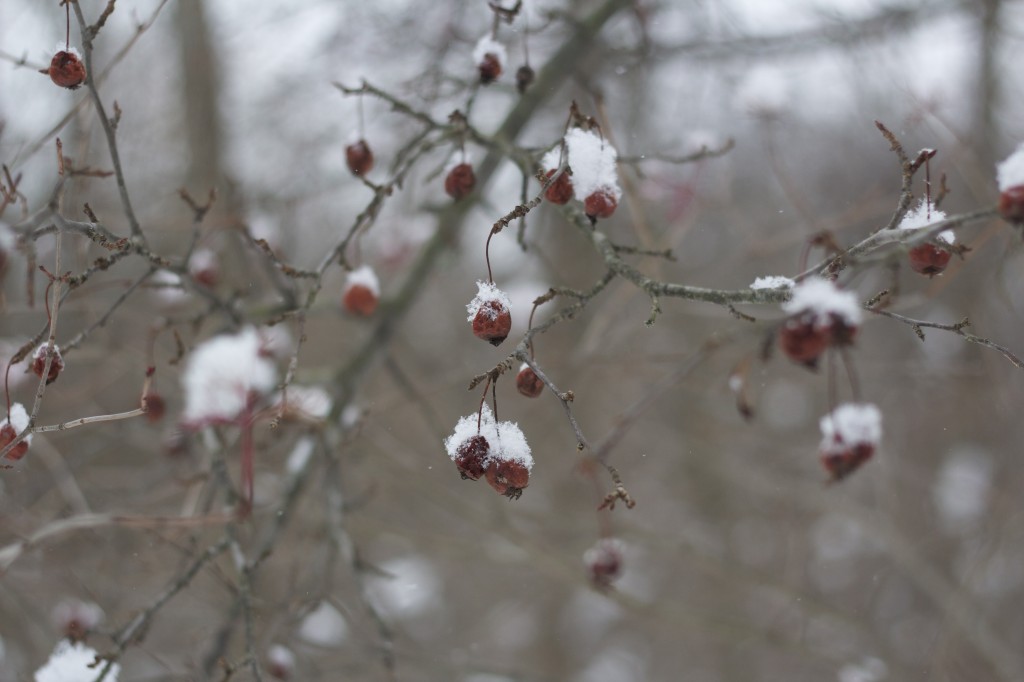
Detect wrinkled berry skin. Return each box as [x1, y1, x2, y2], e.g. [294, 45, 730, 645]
[778, 312, 830, 369]
[516, 65, 535, 93]
[343, 284, 378, 316]
[48, 51, 87, 89]
[478, 53, 502, 84]
[544, 169, 574, 205]
[516, 366, 544, 398]
[472, 301, 511, 346]
[445, 163, 476, 200]
[998, 186, 1024, 224]
[345, 139, 374, 177]
[486, 459, 529, 499]
[0, 424, 29, 461]
[908, 243, 952, 276]
[821, 443, 875, 482]
[455, 435, 489, 481]
[584, 190, 617, 220]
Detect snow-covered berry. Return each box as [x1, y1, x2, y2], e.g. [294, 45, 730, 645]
[486, 459, 530, 499]
[444, 162, 476, 200]
[779, 277, 862, 367]
[46, 47, 86, 90]
[565, 128, 621, 221]
[818, 403, 882, 482]
[32, 343, 64, 385]
[515, 363, 544, 398]
[444, 405, 533, 497]
[342, 265, 380, 317]
[899, 201, 954, 276]
[266, 644, 296, 680]
[0, 402, 31, 461]
[584, 538, 625, 589]
[516, 64, 535, 93]
[188, 248, 219, 288]
[485, 420, 533, 500]
[455, 434, 490, 481]
[996, 144, 1024, 223]
[540, 148, 573, 205]
[52, 599, 103, 642]
[345, 139, 374, 177]
[444, 405, 498, 481]
[467, 280, 512, 345]
[473, 36, 506, 85]
[0, 222, 15, 272]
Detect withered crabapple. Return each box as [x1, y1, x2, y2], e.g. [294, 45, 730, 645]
[1, 403, 32, 461]
[996, 144, 1024, 224]
[467, 280, 512, 346]
[444, 162, 476, 200]
[898, 200, 955, 277]
[515, 363, 544, 398]
[44, 46, 86, 90]
[818, 403, 882, 482]
[473, 35, 506, 85]
[584, 538, 625, 589]
[443, 405, 534, 499]
[32, 342, 65, 385]
[540, 148, 573, 206]
[342, 265, 380, 317]
[345, 139, 374, 177]
[778, 277, 862, 369]
[564, 127, 622, 221]
[516, 64, 535, 93]
[188, 248, 220, 288]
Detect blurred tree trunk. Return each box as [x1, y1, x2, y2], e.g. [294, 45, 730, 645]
[974, 0, 1002, 169]
[175, 0, 224, 195]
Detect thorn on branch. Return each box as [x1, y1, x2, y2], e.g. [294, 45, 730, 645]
[727, 304, 756, 322]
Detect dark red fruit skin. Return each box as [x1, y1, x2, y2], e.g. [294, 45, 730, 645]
[478, 53, 502, 84]
[584, 190, 617, 220]
[544, 169, 573, 205]
[445, 163, 476, 200]
[472, 301, 511, 346]
[0, 424, 29, 461]
[908, 243, 952, 276]
[192, 265, 218, 288]
[343, 284, 378, 316]
[455, 435, 489, 481]
[998, 186, 1024, 223]
[587, 541, 624, 589]
[48, 51, 86, 89]
[345, 139, 374, 176]
[144, 393, 166, 423]
[32, 349, 64, 385]
[486, 459, 529, 499]
[516, 65, 535, 93]
[778, 312, 830, 369]
[516, 366, 544, 398]
[821, 443, 875, 482]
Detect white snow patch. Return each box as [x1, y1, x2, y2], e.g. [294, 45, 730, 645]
[782, 277, 862, 326]
[266, 644, 295, 674]
[298, 601, 348, 647]
[838, 656, 888, 682]
[181, 327, 278, 426]
[898, 200, 952, 244]
[466, 280, 511, 322]
[472, 35, 507, 67]
[493, 420, 533, 470]
[188, 247, 218, 275]
[997, 144, 1024, 191]
[345, 264, 380, 296]
[35, 641, 119, 682]
[933, 446, 993, 530]
[751, 275, 794, 290]
[443, 404, 533, 470]
[3, 403, 31, 446]
[368, 556, 442, 618]
[278, 385, 332, 421]
[53, 43, 82, 59]
[149, 270, 188, 306]
[819, 403, 882, 455]
[565, 128, 621, 203]
[541, 147, 565, 172]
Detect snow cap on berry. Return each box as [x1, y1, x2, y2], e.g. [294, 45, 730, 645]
[899, 200, 952, 244]
[54, 43, 81, 59]
[32, 343, 64, 384]
[782, 277, 862, 327]
[181, 327, 278, 427]
[472, 35, 507, 69]
[583, 537, 625, 588]
[751, 275, 795, 290]
[466, 280, 511, 322]
[345, 265, 380, 297]
[996, 144, 1024, 191]
[35, 640, 120, 682]
[819, 403, 882, 455]
[541, 148, 565, 173]
[565, 128, 621, 205]
[52, 599, 103, 641]
[2, 402, 32, 447]
[266, 644, 296, 680]
[444, 404, 498, 462]
[492, 419, 533, 470]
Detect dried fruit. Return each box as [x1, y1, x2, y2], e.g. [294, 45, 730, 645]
[342, 265, 380, 316]
[544, 169, 574, 205]
[584, 538, 625, 589]
[345, 139, 374, 177]
[908, 243, 952, 276]
[564, 127, 621, 220]
[454, 434, 490, 481]
[32, 343, 64, 385]
[515, 364, 544, 398]
[486, 459, 530, 499]
[516, 65, 535, 93]
[818, 403, 882, 482]
[1, 403, 31, 461]
[898, 200, 955, 276]
[467, 281, 512, 346]
[444, 405, 533, 499]
[778, 277, 862, 367]
[584, 189, 618, 220]
[473, 36, 506, 85]
[478, 54, 502, 84]
[46, 49, 86, 89]
[778, 311, 830, 369]
[444, 162, 476, 200]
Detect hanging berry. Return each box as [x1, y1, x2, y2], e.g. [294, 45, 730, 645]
[45, 46, 86, 90]
[899, 200, 955, 276]
[996, 144, 1024, 224]
[540, 148, 573, 205]
[345, 139, 374, 177]
[564, 128, 622, 221]
[818, 403, 882, 482]
[0, 403, 31, 460]
[515, 363, 544, 398]
[444, 404, 498, 481]
[778, 277, 862, 368]
[473, 36, 507, 85]
[484, 420, 533, 500]
[466, 280, 512, 346]
[445, 162, 476, 200]
[188, 248, 220, 288]
[342, 265, 380, 316]
[583, 538, 625, 589]
[516, 65, 535, 93]
[32, 343, 64, 385]
[143, 391, 166, 423]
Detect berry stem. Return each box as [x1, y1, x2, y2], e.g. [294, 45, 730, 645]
[527, 298, 541, 360]
[826, 348, 837, 415]
[925, 157, 932, 221]
[840, 347, 862, 402]
[477, 377, 491, 433]
[484, 227, 496, 284]
[65, 0, 70, 51]
[4, 359, 12, 420]
[357, 93, 366, 139]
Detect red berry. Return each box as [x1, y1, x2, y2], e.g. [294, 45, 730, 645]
[0, 423, 29, 461]
[472, 300, 511, 346]
[778, 312, 830, 369]
[47, 50, 86, 89]
[908, 242, 952, 276]
[584, 189, 618, 220]
[516, 65, 535, 93]
[454, 434, 489, 481]
[52, 600, 103, 642]
[343, 284, 378, 316]
[515, 365, 544, 398]
[485, 459, 529, 499]
[821, 443, 875, 482]
[189, 248, 219, 288]
[444, 163, 476, 200]
[998, 185, 1024, 223]
[266, 645, 295, 681]
[544, 169, 574, 205]
[478, 53, 502, 84]
[584, 538, 625, 589]
[32, 343, 64, 385]
[345, 139, 374, 177]
[144, 392, 166, 423]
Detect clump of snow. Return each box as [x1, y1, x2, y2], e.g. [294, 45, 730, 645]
[466, 280, 511, 322]
[996, 144, 1024, 191]
[493, 420, 533, 469]
[35, 640, 119, 682]
[541, 147, 565, 172]
[367, 556, 442, 618]
[443, 404, 533, 470]
[2, 402, 32, 447]
[277, 385, 332, 421]
[819, 403, 882, 455]
[564, 128, 621, 204]
[345, 265, 380, 296]
[298, 602, 348, 647]
[933, 446, 993, 529]
[838, 656, 888, 682]
[258, 325, 293, 359]
[51, 599, 103, 634]
[472, 35, 507, 67]
[266, 644, 295, 676]
[898, 200, 952, 243]
[751, 275, 795, 290]
[782, 277, 862, 326]
[444, 404, 498, 460]
[188, 247, 218, 274]
[149, 270, 188, 306]
[181, 327, 278, 426]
